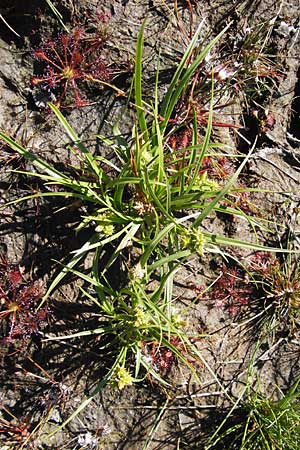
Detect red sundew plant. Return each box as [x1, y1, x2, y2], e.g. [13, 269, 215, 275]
[249, 252, 276, 278]
[0, 254, 48, 345]
[0, 415, 32, 448]
[143, 341, 175, 373]
[32, 24, 111, 108]
[168, 126, 193, 153]
[197, 252, 300, 317]
[142, 336, 201, 374]
[198, 266, 254, 314]
[0, 418, 31, 447]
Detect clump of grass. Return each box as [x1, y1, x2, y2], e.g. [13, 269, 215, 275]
[212, 17, 284, 140]
[197, 247, 300, 334]
[249, 252, 300, 308]
[46, 270, 195, 387]
[246, 250, 300, 335]
[224, 20, 283, 99]
[208, 380, 300, 450]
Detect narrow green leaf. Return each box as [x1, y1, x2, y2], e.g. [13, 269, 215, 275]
[0, 132, 67, 180]
[48, 103, 107, 181]
[160, 23, 231, 133]
[193, 139, 256, 227]
[134, 20, 149, 141]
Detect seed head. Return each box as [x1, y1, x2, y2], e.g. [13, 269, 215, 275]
[111, 367, 134, 390]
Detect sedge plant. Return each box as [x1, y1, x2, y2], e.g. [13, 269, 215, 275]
[0, 20, 297, 433]
[1, 21, 283, 297]
[206, 379, 300, 450]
